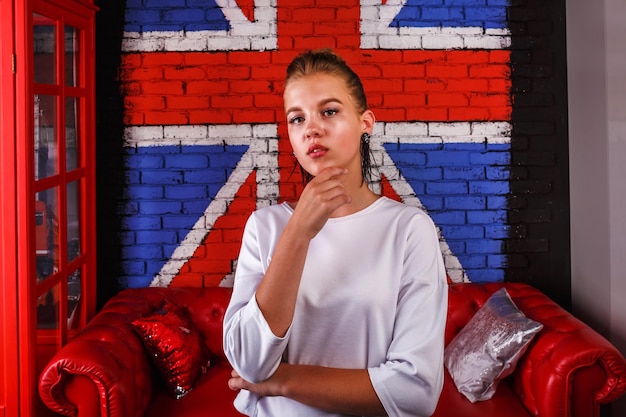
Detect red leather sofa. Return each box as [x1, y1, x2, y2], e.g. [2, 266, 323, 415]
[39, 282, 626, 417]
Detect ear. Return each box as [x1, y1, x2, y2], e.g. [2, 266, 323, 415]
[361, 109, 376, 134]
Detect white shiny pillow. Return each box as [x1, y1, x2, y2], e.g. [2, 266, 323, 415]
[444, 288, 543, 403]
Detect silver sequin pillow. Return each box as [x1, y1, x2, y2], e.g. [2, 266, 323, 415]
[444, 288, 543, 403]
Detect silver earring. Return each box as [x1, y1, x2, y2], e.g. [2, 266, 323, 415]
[361, 133, 370, 144]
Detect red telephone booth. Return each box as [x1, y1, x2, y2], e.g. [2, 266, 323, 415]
[0, 0, 97, 415]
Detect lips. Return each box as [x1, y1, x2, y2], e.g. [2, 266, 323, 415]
[307, 144, 328, 158]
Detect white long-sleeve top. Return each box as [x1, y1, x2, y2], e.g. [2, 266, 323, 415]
[223, 197, 448, 417]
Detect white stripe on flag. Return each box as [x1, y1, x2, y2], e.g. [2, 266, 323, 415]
[360, 0, 511, 50]
[122, 0, 277, 52]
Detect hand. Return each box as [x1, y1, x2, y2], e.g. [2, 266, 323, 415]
[291, 167, 351, 239]
[228, 365, 289, 397]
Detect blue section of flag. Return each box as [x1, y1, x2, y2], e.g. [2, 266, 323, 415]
[391, 0, 509, 29]
[124, 0, 230, 33]
[121, 144, 248, 280]
[384, 142, 510, 282]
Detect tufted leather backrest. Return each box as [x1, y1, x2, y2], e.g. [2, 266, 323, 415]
[166, 286, 233, 361]
[117, 283, 525, 360]
[117, 283, 548, 358]
[117, 286, 234, 361]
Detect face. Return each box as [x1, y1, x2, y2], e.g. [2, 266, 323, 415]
[284, 73, 374, 179]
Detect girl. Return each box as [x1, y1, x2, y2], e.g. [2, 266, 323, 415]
[223, 49, 448, 417]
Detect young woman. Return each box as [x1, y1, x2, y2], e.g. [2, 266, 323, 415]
[223, 49, 448, 417]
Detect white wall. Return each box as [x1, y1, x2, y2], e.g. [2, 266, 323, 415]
[606, 0, 626, 364]
[567, 0, 626, 415]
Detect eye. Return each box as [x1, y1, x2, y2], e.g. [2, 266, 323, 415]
[323, 108, 338, 117]
[288, 115, 304, 124]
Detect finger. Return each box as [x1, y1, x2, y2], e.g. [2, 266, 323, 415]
[315, 184, 352, 206]
[302, 175, 351, 209]
[305, 169, 349, 198]
[299, 184, 350, 215]
[228, 377, 244, 391]
[313, 167, 348, 182]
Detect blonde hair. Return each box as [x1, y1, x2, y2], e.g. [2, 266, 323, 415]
[285, 48, 368, 115]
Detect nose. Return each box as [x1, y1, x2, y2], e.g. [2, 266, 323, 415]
[305, 116, 322, 139]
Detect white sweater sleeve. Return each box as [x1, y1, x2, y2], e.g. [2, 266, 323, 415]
[368, 214, 448, 417]
[222, 212, 290, 383]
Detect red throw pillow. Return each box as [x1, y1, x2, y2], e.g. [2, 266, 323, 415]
[131, 299, 211, 399]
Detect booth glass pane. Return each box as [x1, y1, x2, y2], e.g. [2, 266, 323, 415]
[34, 94, 58, 179]
[37, 283, 59, 330]
[65, 25, 78, 87]
[66, 97, 78, 171]
[35, 187, 59, 281]
[33, 13, 56, 85]
[67, 269, 81, 328]
[67, 180, 80, 262]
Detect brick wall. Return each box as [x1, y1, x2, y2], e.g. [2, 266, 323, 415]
[507, 0, 570, 306]
[95, 0, 570, 306]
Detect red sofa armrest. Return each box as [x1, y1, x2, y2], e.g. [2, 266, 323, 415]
[503, 283, 626, 417]
[39, 288, 169, 417]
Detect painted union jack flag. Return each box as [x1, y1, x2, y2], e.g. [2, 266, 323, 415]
[120, 0, 512, 288]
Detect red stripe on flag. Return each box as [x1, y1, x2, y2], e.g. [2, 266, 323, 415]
[235, 0, 255, 22]
[171, 170, 257, 287]
[380, 175, 403, 203]
[120, 49, 510, 126]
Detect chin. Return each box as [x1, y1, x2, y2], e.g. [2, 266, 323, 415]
[299, 163, 321, 178]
